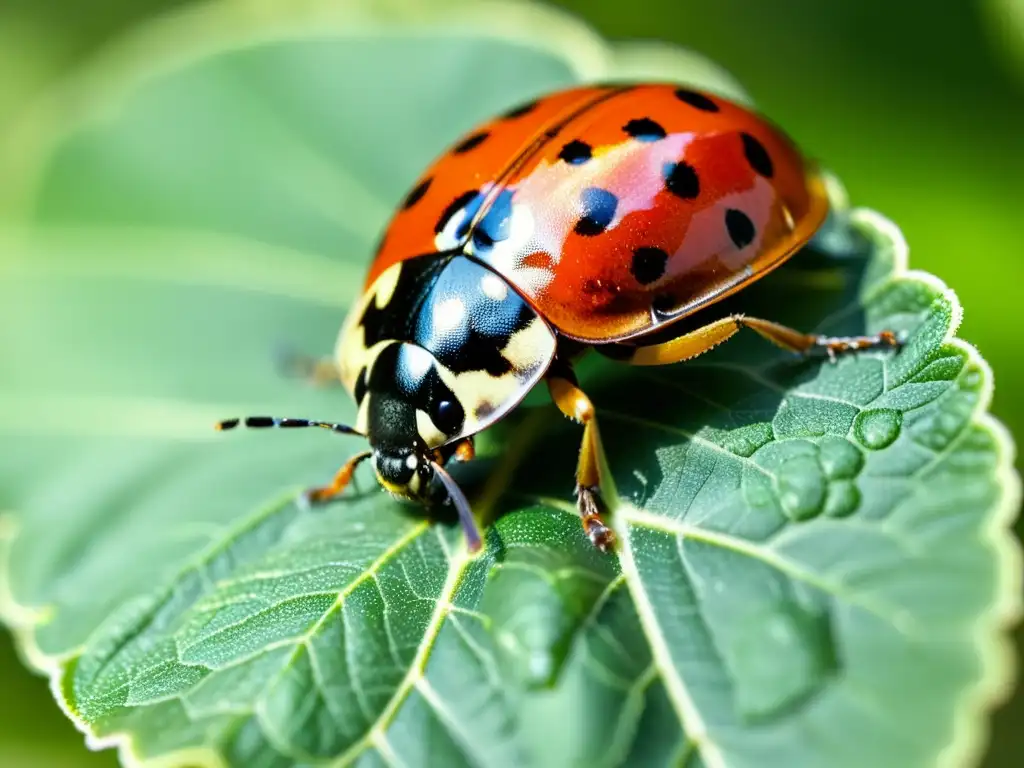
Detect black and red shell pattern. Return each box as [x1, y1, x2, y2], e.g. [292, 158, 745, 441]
[367, 83, 829, 343]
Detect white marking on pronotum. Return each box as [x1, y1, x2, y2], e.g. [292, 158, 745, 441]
[433, 297, 466, 333]
[480, 273, 508, 302]
[399, 343, 433, 382]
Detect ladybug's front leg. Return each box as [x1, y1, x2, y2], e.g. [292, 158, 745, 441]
[546, 367, 615, 553]
[302, 451, 373, 506]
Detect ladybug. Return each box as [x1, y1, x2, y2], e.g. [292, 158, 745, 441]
[217, 83, 899, 554]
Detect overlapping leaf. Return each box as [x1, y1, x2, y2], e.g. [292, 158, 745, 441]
[0, 2, 1018, 767]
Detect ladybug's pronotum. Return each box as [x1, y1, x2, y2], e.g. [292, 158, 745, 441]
[218, 83, 899, 553]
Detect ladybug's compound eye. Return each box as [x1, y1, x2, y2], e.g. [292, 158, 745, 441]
[432, 399, 464, 435]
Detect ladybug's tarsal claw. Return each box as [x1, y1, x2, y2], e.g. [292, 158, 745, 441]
[879, 330, 903, 349]
[805, 328, 903, 364]
[589, 525, 617, 553]
[575, 485, 616, 552]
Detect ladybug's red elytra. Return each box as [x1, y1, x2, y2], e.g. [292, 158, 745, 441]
[217, 83, 900, 553]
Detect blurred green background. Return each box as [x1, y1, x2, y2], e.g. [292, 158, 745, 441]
[0, 0, 1020, 765]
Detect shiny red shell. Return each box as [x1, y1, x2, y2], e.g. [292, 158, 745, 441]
[368, 83, 829, 343]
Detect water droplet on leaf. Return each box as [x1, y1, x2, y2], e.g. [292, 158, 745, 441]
[824, 480, 860, 517]
[817, 436, 864, 480]
[776, 455, 826, 521]
[853, 409, 902, 450]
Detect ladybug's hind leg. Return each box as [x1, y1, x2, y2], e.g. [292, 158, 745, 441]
[274, 346, 342, 387]
[546, 365, 615, 553]
[602, 315, 901, 366]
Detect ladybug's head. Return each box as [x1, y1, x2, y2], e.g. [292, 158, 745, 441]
[369, 442, 436, 499]
[360, 342, 481, 550]
[214, 340, 482, 552]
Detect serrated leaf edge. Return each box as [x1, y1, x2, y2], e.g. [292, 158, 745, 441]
[1, 220, 1018, 768]
[600, 204, 1022, 768]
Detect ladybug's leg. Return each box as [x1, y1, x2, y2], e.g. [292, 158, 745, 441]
[546, 367, 615, 552]
[302, 451, 373, 505]
[432, 437, 475, 466]
[607, 315, 900, 366]
[451, 438, 475, 463]
[274, 346, 342, 387]
[215, 416, 368, 504]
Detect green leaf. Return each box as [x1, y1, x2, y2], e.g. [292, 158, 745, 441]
[0, 2, 1018, 767]
[983, 0, 1024, 83]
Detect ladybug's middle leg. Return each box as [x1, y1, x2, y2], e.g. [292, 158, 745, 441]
[606, 315, 900, 366]
[546, 367, 615, 552]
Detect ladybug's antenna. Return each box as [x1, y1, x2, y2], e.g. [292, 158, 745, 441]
[215, 416, 362, 436]
[430, 460, 483, 553]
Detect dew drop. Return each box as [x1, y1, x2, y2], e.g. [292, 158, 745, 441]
[824, 480, 861, 517]
[776, 455, 826, 521]
[853, 409, 903, 450]
[817, 436, 864, 480]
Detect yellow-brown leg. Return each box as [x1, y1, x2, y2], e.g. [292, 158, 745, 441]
[452, 438, 475, 463]
[613, 315, 900, 366]
[431, 437, 475, 469]
[547, 371, 615, 552]
[304, 451, 372, 505]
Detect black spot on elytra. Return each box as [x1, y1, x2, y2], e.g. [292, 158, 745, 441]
[559, 140, 592, 165]
[453, 131, 489, 154]
[663, 161, 700, 200]
[574, 187, 618, 236]
[725, 209, 756, 248]
[674, 89, 719, 112]
[402, 177, 431, 209]
[624, 117, 666, 142]
[435, 190, 479, 234]
[502, 99, 539, 119]
[354, 366, 368, 404]
[631, 247, 669, 285]
[740, 133, 774, 178]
